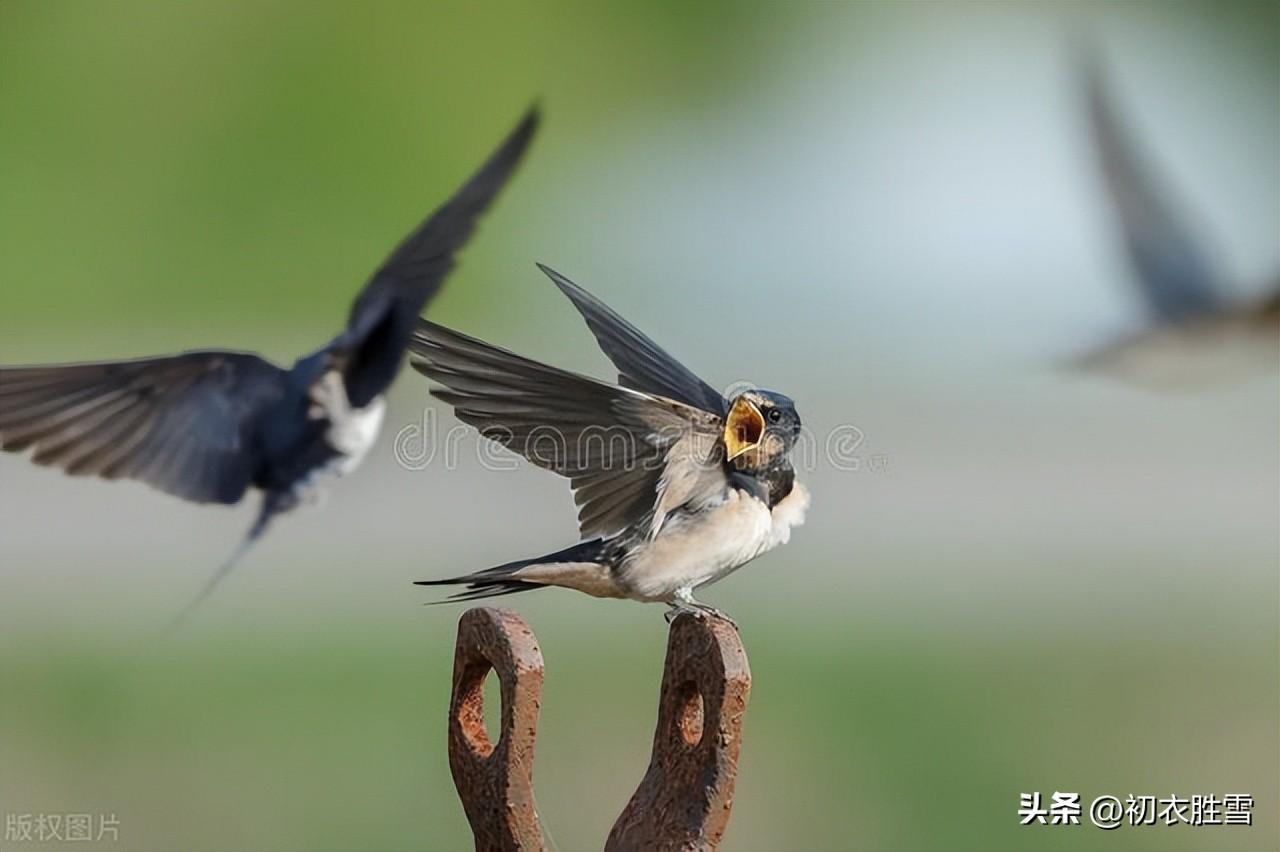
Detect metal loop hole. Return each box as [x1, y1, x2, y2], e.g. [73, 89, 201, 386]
[457, 659, 499, 758]
[676, 680, 705, 747]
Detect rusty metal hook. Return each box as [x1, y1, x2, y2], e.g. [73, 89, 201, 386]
[446, 607, 546, 852]
[605, 612, 751, 851]
[444, 608, 750, 852]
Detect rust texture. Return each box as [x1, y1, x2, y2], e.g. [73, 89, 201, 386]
[446, 607, 546, 852]
[605, 612, 752, 852]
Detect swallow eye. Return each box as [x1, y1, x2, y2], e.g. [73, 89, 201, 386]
[767, 409, 782, 424]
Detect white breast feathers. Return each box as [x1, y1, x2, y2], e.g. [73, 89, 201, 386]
[766, 481, 810, 548]
[308, 370, 386, 474]
[617, 480, 810, 602]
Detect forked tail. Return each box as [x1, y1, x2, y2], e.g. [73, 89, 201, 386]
[416, 539, 609, 602]
[163, 493, 289, 634]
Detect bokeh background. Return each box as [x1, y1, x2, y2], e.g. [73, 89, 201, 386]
[1, 2, 1276, 851]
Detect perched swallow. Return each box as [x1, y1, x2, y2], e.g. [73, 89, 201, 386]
[410, 264, 809, 620]
[0, 107, 539, 623]
[1071, 48, 1278, 386]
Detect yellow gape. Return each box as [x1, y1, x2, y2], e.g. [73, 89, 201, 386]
[723, 396, 765, 461]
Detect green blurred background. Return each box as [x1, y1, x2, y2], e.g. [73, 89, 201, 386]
[1, 2, 1276, 850]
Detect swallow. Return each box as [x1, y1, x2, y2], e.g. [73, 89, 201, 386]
[0, 107, 539, 624]
[1071, 46, 1278, 386]
[409, 264, 809, 621]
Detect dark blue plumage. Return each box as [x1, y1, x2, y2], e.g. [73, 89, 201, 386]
[1080, 47, 1222, 323]
[407, 266, 810, 620]
[1072, 46, 1278, 386]
[0, 107, 539, 621]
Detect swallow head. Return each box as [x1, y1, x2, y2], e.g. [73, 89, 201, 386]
[723, 389, 801, 468]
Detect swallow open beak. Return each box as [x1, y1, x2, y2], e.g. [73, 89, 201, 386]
[724, 396, 765, 461]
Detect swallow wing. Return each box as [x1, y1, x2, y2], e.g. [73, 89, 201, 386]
[536, 264, 728, 417]
[410, 319, 725, 539]
[0, 351, 288, 504]
[1081, 48, 1221, 322]
[337, 106, 540, 408]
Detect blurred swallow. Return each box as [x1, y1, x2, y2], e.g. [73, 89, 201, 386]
[410, 264, 809, 621]
[0, 107, 539, 624]
[1072, 47, 1278, 386]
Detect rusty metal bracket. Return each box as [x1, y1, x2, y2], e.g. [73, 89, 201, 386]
[605, 612, 751, 851]
[447, 607, 546, 851]
[444, 607, 751, 852]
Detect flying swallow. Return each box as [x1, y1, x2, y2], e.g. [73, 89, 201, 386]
[1072, 47, 1278, 386]
[0, 107, 539, 624]
[410, 264, 809, 621]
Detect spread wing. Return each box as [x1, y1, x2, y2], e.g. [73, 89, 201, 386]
[1081, 47, 1221, 323]
[536, 263, 728, 416]
[337, 106, 540, 407]
[0, 351, 288, 504]
[409, 319, 726, 539]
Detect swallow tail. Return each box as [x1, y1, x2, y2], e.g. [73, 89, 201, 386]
[417, 539, 616, 602]
[164, 489, 293, 633]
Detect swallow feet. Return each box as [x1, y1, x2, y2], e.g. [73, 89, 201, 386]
[666, 591, 737, 628]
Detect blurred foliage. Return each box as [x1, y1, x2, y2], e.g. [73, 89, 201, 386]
[1, 621, 1274, 852]
[0, 0, 782, 349]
